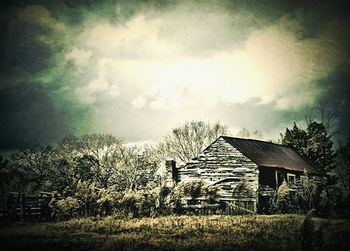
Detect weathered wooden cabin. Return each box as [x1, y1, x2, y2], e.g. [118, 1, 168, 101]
[166, 136, 324, 213]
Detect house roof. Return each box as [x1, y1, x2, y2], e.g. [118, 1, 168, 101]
[221, 136, 323, 175]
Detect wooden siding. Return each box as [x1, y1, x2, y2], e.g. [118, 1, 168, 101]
[177, 137, 259, 212]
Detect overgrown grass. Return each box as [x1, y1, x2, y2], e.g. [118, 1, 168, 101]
[0, 215, 349, 251]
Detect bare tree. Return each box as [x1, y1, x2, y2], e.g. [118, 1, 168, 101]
[55, 134, 123, 188]
[237, 128, 264, 139]
[113, 146, 158, 191]
[301, 100, 339, 137]
[153, 121, 229, 164]
[252, 130, 264, 139]
[10, 145, 54, 192]
[317, 100, 339, 137]
[301, 104, 314, 127]
[237, 128, 250, 138]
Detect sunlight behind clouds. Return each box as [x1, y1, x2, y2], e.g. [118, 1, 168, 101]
[53, 3, 348, 141]
[1, 1, 348, 148]
[65, 48, 92, 67]
[75, 58, 119, 104]
[70, 10, 342, 111]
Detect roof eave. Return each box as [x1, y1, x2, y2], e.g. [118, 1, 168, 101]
[258, 165, 325, 176]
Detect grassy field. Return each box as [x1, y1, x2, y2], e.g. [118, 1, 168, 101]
[0, 215, 349, 251]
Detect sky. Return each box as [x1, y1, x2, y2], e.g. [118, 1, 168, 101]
[0, 0, 349, 150]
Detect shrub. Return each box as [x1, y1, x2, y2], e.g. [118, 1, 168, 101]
[50, 196, 80, 220]
[275, 180, 292, 212]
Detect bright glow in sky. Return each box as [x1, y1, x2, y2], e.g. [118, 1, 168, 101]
[5, 2, 347, 147]
[68, 13, 342, 112]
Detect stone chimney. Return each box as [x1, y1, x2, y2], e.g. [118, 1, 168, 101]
[165, 160, 178, 186]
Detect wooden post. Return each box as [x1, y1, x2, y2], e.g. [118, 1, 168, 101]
[7, 193, 13, 219]
[21, 193, 26, 220]
[253, 200, 257, 213]
[275, 170, 278, 190]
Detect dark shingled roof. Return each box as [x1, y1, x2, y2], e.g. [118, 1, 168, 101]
[221, 136, 323, 175]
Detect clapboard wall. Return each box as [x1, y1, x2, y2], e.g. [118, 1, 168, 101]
[175, 137, 259, 212]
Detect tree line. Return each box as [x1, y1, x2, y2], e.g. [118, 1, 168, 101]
[0, 120, 349, 219]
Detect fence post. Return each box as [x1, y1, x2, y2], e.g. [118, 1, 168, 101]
[21, 193, 26, 220]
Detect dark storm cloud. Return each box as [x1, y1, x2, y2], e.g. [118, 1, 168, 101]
[1, 17, 51, 77]
[317, 65, 350, 144]
[0, 83, 71, 150]
[0, 0, 92, 149]
[0, 2, 60, 149]
[0, 0, 349, 150]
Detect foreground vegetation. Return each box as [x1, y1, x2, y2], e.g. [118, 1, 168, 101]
[0, 215, 349, 251]
[1, 121, 349, 219]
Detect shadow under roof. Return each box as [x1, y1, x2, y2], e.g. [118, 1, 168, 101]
[221, 136, 323, 175]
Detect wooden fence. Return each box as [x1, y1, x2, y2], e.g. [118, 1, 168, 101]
[0, 192, 56, 222]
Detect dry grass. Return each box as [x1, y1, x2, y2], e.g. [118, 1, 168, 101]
[0, 215, 349, 251]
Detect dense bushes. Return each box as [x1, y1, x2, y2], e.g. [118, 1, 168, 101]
[1, 122, 349, 219]
[262, 172, 347, 217]
[45, 180, 222, 220]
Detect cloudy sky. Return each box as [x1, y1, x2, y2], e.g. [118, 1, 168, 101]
[0, 0, 349, 150]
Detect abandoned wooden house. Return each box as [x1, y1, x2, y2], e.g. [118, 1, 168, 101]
[165, 136, 325, 214]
